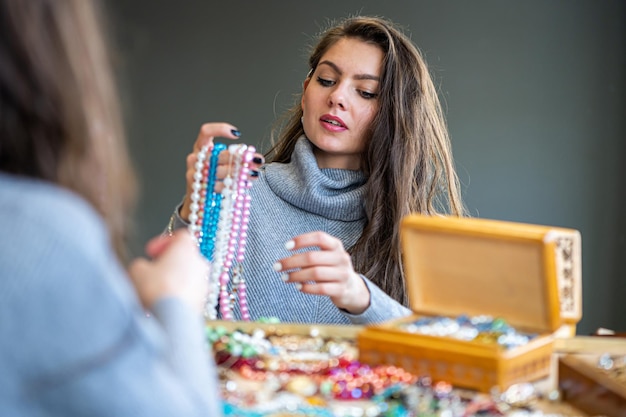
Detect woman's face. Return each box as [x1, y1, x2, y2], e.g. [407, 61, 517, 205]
[301, 37, 383, 170]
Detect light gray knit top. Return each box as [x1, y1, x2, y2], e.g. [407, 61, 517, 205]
[170, 136, 412, 325]
[0, 173, 221, 416]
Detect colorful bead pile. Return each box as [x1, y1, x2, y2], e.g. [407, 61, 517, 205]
[208, 324, 568, 417]
[324, 361, 417, 400]
[188, 143, 256, 321]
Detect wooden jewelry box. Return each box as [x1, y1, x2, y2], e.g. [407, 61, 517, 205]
[357, 214, 582, 393]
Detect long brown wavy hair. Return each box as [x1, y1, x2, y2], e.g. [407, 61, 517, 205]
[266, 16, 466, 305]
[0, 0, 136, 262]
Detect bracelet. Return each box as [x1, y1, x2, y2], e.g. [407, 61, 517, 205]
[166, 213, 176, 236]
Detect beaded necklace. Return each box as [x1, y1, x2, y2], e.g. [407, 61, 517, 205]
[188, 142, 255, 321]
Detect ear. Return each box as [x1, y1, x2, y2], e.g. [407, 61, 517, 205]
[301, 77, 311, 109]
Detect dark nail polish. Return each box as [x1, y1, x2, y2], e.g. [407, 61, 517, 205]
[250, 169, 259, 177]
[231, 129, 241, 137]
[253, 156, 265, 165]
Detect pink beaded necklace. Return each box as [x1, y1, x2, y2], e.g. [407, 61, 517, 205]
[188, 143, 255, 321]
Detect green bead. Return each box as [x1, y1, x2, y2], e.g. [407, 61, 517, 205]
[215, 326, 228, 337]
[257, 316, 281, 324]
[491, 317, 508, 331]
[205, 327, 220, 343]
[319, 380, 333, 397]
[242, 345, 257, 358]
[229, 342, 243, 357]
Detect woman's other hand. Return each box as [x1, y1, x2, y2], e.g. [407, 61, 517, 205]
[273, 231, 371, 314]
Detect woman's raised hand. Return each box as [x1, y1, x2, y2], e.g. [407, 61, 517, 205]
[180, 123, 264, 222]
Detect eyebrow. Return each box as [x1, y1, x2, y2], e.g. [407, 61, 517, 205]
[318, 60, 380, 82]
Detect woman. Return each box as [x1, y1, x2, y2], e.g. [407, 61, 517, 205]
[0, 0, 221, 415]
[168, 16, 465, 324]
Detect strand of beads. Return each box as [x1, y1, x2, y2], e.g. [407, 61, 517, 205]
[202, 143, 227, 318]
[209, 148, 236, 319]
[231, 144, 254, 321]
[192, 143, 226, 260]
[188, 142, 254, 321]
[188, 145, 209, 245]
[213, 145, 244, 320]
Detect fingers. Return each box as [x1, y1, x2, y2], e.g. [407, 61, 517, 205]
[276, 251, 349, 279]
[128, 230, 209, 313]
[183, 123, 239, 220]
[285, 267, 353, 294]
[182, 123, 264, 223]
[144, 235, 172, 259]
[185, 151, 262, 201]
[275, 231, 346, 270]
[193, 122, 241, 154]
[274, 231, 353, 286]
[127, 257, 150, 285]
[293, 278, 360, 300]
[251, 152, 265, 166]
[285, 231, 343, 252]
[273, 230, 370, 311]
[133, 231, 197, 277]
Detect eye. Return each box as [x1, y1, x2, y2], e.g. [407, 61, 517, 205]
[359, 90, 378, 100]
[316, 76, 335, 87]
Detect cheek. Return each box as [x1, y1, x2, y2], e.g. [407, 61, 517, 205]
[355, 105, 377, 129]
[354, 109, 377, 148]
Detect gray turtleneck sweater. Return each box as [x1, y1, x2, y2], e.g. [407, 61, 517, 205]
[168, 136, 412, 325]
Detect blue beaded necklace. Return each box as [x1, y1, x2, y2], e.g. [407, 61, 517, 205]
[198, 143, 226, 260]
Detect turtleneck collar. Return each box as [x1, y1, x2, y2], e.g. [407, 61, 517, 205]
[264, 136, 366, 221]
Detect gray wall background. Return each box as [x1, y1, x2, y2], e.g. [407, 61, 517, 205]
[108, 1, 625, 335]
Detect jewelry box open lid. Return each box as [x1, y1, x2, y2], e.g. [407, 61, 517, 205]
[400, 215, 582, 334]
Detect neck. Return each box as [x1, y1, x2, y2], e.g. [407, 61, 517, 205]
[313, 147, 361, 170]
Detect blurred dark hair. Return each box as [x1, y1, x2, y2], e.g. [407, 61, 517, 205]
[0, 0, 136, 261]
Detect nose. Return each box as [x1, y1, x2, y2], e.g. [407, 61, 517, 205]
[327, 84, 346, 110]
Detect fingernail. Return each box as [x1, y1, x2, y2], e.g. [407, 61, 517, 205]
[280, 273, 289, 282]
[253, 156, 265, 164]
[294, 283, 302, 291]
[231, 129, 241, 137]
[250, 169, 259, 177]
[273, 262, 282, 272]
[285, 240, 295, 250]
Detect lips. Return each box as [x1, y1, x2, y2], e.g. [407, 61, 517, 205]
[320, 114, 347, 129]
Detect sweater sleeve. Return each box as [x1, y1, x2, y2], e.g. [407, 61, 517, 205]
[0, 186, 222, 417]
[151, 297, 221, 412]
[340, 275, 413, 325]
